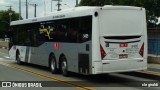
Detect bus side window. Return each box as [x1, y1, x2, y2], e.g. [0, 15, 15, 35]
[55, 20, 68, 42]
[67, 19, 79, 43]
[67, 26, 79, 42]
[78, 16, 92, 43]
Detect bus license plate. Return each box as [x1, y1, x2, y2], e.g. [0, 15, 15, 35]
[119, 54, 128, 59]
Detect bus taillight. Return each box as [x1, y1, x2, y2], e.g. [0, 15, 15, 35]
[100, 45, 106, 59]
[139, 43, 144, 57]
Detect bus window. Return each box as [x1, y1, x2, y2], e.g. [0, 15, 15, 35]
[39, 21, 55, 42]
[79, 16, 92, 43]
[55, 20, 68, 42]
[67, 19, 79, 43]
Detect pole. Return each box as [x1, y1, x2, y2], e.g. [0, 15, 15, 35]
[9, 13, 12, 24]
[6, 5, 12, 11]
[9, 5, 12, 11]
[19, 0, 21, 20]
[57, 0, 61, 11]
[30, 4, 38, 17]
[34, 4, 37, 17]
[44, 0, 46, 15]
[9, 14, 11, 24]
[6, 6, 12, 24]
[26, 0, 28, 19]
[51, 0, 52, 12]
[76, 0, 78, 7]
[52, 0, 61, 11]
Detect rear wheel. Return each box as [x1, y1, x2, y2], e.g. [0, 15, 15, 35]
[61, 56, 69, 76]
[50, 55, 58, 74]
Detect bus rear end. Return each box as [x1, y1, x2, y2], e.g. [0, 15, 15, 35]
[93, 6, 147, 74]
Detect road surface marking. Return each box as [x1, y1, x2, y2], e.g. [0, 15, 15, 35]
[4, 56, 10, 59]
[0, 61, 94, 90]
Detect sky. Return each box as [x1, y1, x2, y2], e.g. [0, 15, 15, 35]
[0, 0, 81, 19]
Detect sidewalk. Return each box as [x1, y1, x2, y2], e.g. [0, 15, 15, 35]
[148, 64, 160, 72]
[148, 64, 160, 69]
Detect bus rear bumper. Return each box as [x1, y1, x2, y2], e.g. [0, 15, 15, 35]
[93, 59, 147, 74]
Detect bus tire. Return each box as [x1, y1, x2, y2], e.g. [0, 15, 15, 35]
[16, 52, 22, 65]
[61, 56, 69, 76]
[50, 55, 58, 74]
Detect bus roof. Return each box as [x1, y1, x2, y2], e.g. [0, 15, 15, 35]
[10, 5, 144, 26]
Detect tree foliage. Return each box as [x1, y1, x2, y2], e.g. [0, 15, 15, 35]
[0, 9, 21, 38]
[79, 0, 160, 24]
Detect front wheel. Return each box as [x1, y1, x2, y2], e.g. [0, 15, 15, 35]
[61, 56, 69, 76]
[50, 55, 58, 74]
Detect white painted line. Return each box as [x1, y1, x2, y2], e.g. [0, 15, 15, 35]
[4, 56, 10, 59]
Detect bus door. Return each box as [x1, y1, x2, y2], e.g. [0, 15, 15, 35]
[29, 29, 46, 65]
[25, 46, 30, 62]
[24, 29, 32, 63]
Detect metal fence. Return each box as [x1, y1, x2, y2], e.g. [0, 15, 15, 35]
[148, 27, 160, 56]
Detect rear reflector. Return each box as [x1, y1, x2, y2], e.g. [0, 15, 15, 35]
[100, 45, 106, 59]
[139, 43, 144, 57]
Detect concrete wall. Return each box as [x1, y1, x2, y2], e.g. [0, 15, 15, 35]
[148, 56, 160, 64]
[148, 28, 160, 64]
[0, 41, 8, 49]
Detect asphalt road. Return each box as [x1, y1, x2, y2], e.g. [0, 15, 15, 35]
[0, 49, 160, 90]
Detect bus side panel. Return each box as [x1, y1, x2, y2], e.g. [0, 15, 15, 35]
[30, 42, 80, 72]
[40, 42, 92, 75]
[53, 43, 79, 73]
[77, 41, 92, 74]
[29, 44, 49, 66]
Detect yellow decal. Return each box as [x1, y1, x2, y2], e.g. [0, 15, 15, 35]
[39, 25, 54, 39]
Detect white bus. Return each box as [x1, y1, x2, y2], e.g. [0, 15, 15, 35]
[9, 5, 147, 76]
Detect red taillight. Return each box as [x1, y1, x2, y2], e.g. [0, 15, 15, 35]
[139, 43, 144, 57]
[100, 45, 106, 59]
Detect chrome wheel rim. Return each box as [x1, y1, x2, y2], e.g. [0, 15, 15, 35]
[62, 60, 67, 74]
[51, 59, 55, 71]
